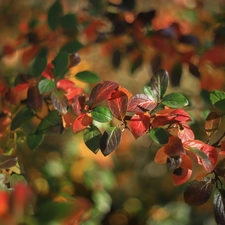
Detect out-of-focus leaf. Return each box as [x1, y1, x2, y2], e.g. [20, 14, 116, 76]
[189, 62, 201, 78]
[27, 131, 44, 150]
[162, 93, 189, 108]
[214, 189, 225, 225]
[91, 106, 113, 123]
[11, 107, 34, 130]
[108, 90, 128, 121]
[37, 110, 64, 135]
[100, 126, 122, 156]
[214, 159, 225, 177]
[210, 90, 225, 110]
[38, 79, 56, 94]
[179, 35, 199, 46]
[32, 55, 47, 77]
[205, 112, 221, 138]
[0, 155, 17, 169]
[52, 51, 68, 78]
[127, 94, 157, 113]
[27, 85, 43, 111]
[10, 174, 27, 188]
[170, 62, 182, 87]
[89, 81, 119, 108]
[184, 178, 214, 206]
[149, 68, 169, 101]
[73, 113, 93, 134]
[51, 89, 68, 114]
[47, 0, 63, 31]
[154, 146, 167, 164]
[76, 71, 101, 83]
[150, 54, 162, 73]
[69, 53, 81, 67]
[131, 56, 143, 74]
[60, 14, 77, 36]
[60, 41, 83, 54]
[84, 125, 102, 154]
[112, 49, 122, 69]
[150, 127, 169, 144]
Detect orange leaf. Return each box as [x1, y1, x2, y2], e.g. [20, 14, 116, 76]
[154, 146, 167, 164]
[73, 113, 93, 134]
[164, 136, 185, 157]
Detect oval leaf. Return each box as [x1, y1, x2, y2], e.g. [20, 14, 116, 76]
[27, 131, 44, 150]
[76, 71, 101, 83]
[91, 106, 113, 123]
[73, 113, 93, 134]
[214, 189, 225, 225]
[38, 79, 56, 94]
[150, 128, 169, 144]
[52, 51, 68, 78]
[60, 40, 83, 54]
[51, 89, 68, 114]
[210, 90, 225, 110]
[205, 111, 221, 138]
[0, 155, 18, 169]
[162, 93, 189, 108]
[27, 85, 43, 111]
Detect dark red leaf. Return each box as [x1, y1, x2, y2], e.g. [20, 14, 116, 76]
[89, 81, 119, 108]
[27, 85, 43, 111]
[72, 95, 86, 116]
[13, 83, 30, 93]
[51, 89, 68, 114]
[73, 113, 93, 134]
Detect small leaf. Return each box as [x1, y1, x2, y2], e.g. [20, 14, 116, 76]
[162, 93, 189, 108]
[210, 90, 225, 110]
[91, 106, 113, 123]
[27, 85, 43, 111]
[32, 55, 47, 77]
[0, 155, 18, 169]
[83, 125, 102, 154]
[214, 189, 225, 225]
[205, 111, 221, 138]
[47, 0, 63, 31]
[11, 107, 34, 130]
[51, 89, 68, 114]
[38, 79, 56, 94]
[27, 131, 44, 150]
[150, 128, 169, 144]
[100, 126, 122, 156]
[73, 113, 93, 134]
[60, 40, 83, 54]
[52, 51, 68, 78]
[170, 62, 182, 87]
[150, 68, 169, 101]
[184, 178, 215, 206]
[76, 71, 101, 83]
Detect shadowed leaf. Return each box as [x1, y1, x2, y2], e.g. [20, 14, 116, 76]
[170, 62, 182, 87]
[27, 85, 43, 111]
[27, 131, 44, 150]
[214, 189, 225, 225]
[150, 128, 169, 144]
[0, 155, 18, 169]
[61, 41, 83, 54]
[205, 112, 221, 138]
[53, 51, 68, 78]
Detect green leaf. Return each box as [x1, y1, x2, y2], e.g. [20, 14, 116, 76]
[38, 79, 56, 94]
[11, 107, 34, 130]
[10, 174, 27, 188]
[91, 107, 113, 123]
[60, 14, 77, 33]
[60, 40, 83, 54]
[150, 128, 169, 144]
[150, 68, 169, 101]
[83, 125, 102, 154]
[27, 131, 44, 150]
[143, 86, 157, 101]
[32, 56, 47, 77]
[76, 70, 101, 83]
[37, 110, 64, 135]
[162, 93, 189, 108]
[47, 0, 63, 31]
[0, 155, 18, 169]
[52, 51, 68, 78]
[51, 89, 68, 114]
[210, 90, 225, 110]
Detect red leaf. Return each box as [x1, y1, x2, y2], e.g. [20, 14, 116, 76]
[89, 81, 119, 108]
[57, 79, 75, 91]
[183, 139, 205, 150]
[3, 45, 15, 56]
[65, 87, 83, 100]
[172, 154, 192, 186]
[62, 112, 74, 129]
[178, 123, 195, 142]
[164, 136, 185, 157]
[154, 146, 167, 164]
[108, 90, 128, 121]
[72, 95, 86, 116]
[0, 82, 9, 96]
[220, 141, 225, 155]
[21, 45, 40, 66]
[73, 113, 93, 134]
[13, 83, 30, 93]
[129, 113, 151, 139]
[42, 63, 54, 79]
[0, 191, 9, 216]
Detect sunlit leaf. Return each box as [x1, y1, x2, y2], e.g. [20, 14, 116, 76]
[214, 189, 225, 225]
[73, 113, 93, 134]
[76, 71, 101, 83]
[150, 127, 169, 144]
[84, 125, 102, 154]
[51, 89, 68, 114]
[184, 178, 215, 205]
[57, 79, 75, 91]
[205, 112, 221, 137]
[178, 123, 195, 142]
[0, 155, 17, 169]
[11, 107, 34, 130]
[27, 131, 44, 150]
[60, 40, 83, 54]
[27, 85, 43, 111]
[164, 136, 185, 157]
[52, 51, 68, 78]
[38, 79, 56, 94]
[91, 106, 113, 123]
[210, 90, 225, 110]
[162, 93, 189, 108]
[89, 81, 119, 108]
[100, 126, 122, 156]
[130, 113, 151, 139]
[154, 146, 167, 164]
[143, 86, 157, 101]
[108, 90, 128, 121]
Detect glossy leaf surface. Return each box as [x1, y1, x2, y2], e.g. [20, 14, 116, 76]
[91, 106, 113, 123]
[210, 90, 225, 110]
[214, 189, 225, 225]
[38, 79, 56, 94]
[162, 93, 189, 108]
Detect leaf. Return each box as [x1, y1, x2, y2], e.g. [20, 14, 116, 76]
[108, 90, 128, 121]
[51, 89, 68, 114]
[27, 85, 43, 111]
[205, 111, 221, 137]
[210, 90, 225, 110]
[214, 159, 225, 177]
[37, 110, 64, 135]
[127, 94, 157, 113]
[75, 71, 101, 83]
[27, 131, 44, 150]
[100, 126, 122, 156]
[91, 106, 113, 123]
[60, 14, 77, 35]
[184, 178, 215, 206]
[47, 0, 63, 31]
[214, 189, 225, 225]
[0, 155, 18, 169]
[38, 79, 56, 94]
[73, 113, 93, 134]
[164, 136, 185, 157]
[83, 125, 102, 154]
[60, 40, 83, 54]
[52, 51, 68, 78]
[57, 79, 75, 91]
[32, 55, 47, 77]
[10, 174, 27, 188]
[170, 62, 182, 87]
[162, 93, 189, 108]
[143, 86, 157, 101]
[177, 123, 195, 142]
[154, 146, 167, 164]
[150, 128, 169, 144]
[112, 49, 122, 69]
[131, 56, 143, 74]
[149, 68, 169, 101]
[129, 113, 151, 139]
[72, 95, 86, 116]
[11, 107, 34, 130]
[89, 81, 119, 108]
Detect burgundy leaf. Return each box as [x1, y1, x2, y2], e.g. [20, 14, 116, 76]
[73, 113, 93, 134]
[72, 95, 86, 115]
[51, 89, 68, 114]
[214, 189, 225, 225]
[27, 85, 43, 111]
